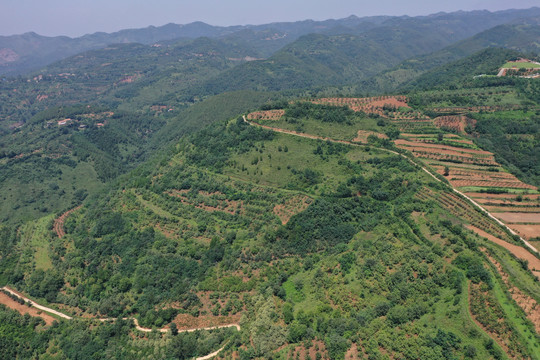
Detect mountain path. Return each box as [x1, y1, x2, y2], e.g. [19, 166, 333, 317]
[53, 205, 82, 238]
[244, 116, 539, 256]
[1, 286, 238, 359]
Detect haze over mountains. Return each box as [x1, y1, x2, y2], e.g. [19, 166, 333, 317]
[1, 7, 540, 76]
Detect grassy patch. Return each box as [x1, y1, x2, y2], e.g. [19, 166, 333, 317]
[257, 115, 383, 142]
[20, 215, 55, 271]
[502, 62, 540, 69]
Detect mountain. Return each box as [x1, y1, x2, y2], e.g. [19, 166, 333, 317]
[2, 7, 540, 360]
[2, 77, 540, 359]
[362, 17, 540, 93]
[2, 7, 540, 76]
[2, 11, 540, 223]
[0, 16, 381, 76]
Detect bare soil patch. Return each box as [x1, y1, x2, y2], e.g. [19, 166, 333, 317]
[510, 224, 540, 241]
[434, 115, 476, 133]
[395, 139, 491, 155]
[352, 130, 387, 143]
[466, 225, 540, 278]
[345, 343, 363, 359]
[0, 292, 56, 325]
[247, 110, 285, 120]
[311, 96, 420, 118]
[480, 248, 540, 334]
[273, 195, 312, 225]
[54, 205, 82, 238]
[494, 212, 540, 224]
[288, 339, 329, 360]
[465, 193, 540, 200]
[468, 282, 516, 359]
[167, 190, 243, 215]
[173, 313, 241, 331]
[484, 206, 540, 213]
[452, 180, 537, 190]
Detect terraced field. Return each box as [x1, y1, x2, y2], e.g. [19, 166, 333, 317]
[312, 96, 429, 120]
[246, 96, 540, 250]
[396, 129, 540, 249]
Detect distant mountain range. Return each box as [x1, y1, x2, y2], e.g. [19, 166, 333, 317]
[1, 7, 540, 75]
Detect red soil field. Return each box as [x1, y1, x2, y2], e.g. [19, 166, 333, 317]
[464, 193, 540, 200]
[439, 172, 521, 183]
[481, 249, 540, 333]
[474, 197, 539, 206]
[414, 154, 498, 167]
[494, 212, 540, 223]
[311, 96, 412, 117]
[246, 109, 285, 120]
[0, 292, 55, 325]
[451, 180, 537, 189]
[466, 225, 540, 278]
[430, 104, 522, 113]
[54, 205, 82, 238]
[434, 115, 476, 133]
[426, 161, 497, 170]
[409, 148, 494, 160]
[438, 168, 518, 179]
[510, 224, 540, 240]
[167, 190, 243, 215]
[483, 206, 540, 213]
[395, 139, 492, 155]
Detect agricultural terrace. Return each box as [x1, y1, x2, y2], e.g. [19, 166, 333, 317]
[246, 94, 540, 252]
[396, 125, 540, 250]
[311, 96, 429, 120]
[246, 109, 285, 120]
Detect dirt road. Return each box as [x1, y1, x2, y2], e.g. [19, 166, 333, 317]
[2, 286, 239, 359]
[2, 286, 72, 319]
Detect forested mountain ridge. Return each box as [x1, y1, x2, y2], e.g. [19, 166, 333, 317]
[2, 7, 540, 75]
[1, 11, 540, 224]
[362, 18, 540, 93]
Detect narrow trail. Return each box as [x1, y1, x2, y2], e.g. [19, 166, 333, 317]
[1, 286, 239, 359]
[244, 116, 539, 255]
[195, 344, 227, 360]
[53, 205, 82, 238]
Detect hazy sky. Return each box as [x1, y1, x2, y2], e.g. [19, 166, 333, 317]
[2, 0, 539, 37]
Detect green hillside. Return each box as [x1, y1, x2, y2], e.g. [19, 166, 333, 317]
[2, 83, 540, 358]
[362, 20, 540, 93]
[1, 9, 540, 360]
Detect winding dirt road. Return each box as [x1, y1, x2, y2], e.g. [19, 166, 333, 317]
[1, 286, 239, 359]
[2, 286, 72, 319]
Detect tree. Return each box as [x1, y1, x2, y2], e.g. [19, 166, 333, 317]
[385, 127, 400, 140]
[444, 166, 450, 176]
[170, 322, 178, 336]
[438, 133, 444, 142]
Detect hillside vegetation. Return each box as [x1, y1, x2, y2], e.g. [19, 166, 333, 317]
[1, 10, 540, 360]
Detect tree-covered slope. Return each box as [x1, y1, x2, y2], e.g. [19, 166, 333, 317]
[1, 102, 538, 359]
[362, 19, 540, 93]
